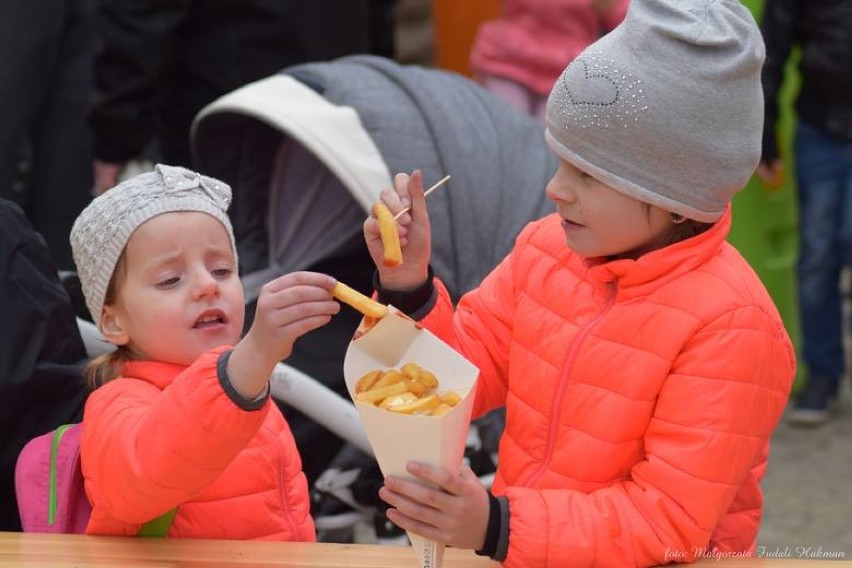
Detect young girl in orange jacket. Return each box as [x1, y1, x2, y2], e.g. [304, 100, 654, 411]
[69, 164, 341, 538]
[364, 0, 796, 566]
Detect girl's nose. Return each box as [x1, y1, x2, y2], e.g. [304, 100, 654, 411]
[546, 176, 576, 203]
[192, 270, 219, 299]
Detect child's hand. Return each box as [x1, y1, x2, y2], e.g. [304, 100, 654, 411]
[755, 159, 786, 191]
[228, 271, 339, 399]
[364, 170, 432, 292]
[379, 462, 490, 551]
[247, 271, 340, 362]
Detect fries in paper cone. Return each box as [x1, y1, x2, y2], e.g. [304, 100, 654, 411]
[343, 306, 479, 568]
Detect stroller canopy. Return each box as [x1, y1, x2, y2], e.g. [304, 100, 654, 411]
[192, 54, 557, 301]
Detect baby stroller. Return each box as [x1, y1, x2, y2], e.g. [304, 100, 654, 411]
[188, 54, 558, 543]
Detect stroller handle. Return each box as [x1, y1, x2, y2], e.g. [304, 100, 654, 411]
[269, 363, 372, 455]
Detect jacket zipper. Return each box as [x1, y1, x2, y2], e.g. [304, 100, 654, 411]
[522, 282, 617, 488]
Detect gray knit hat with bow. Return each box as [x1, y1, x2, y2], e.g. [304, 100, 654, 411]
[70, 164, 236, 327]
[545, 0, 765, 222]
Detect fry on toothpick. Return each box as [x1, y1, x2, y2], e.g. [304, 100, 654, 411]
[372, 201, 403, 267]
[392, 174, 451, 220]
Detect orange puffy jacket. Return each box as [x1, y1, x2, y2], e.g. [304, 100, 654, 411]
[422, 208, 795, 567]
[81, 346, 315, 540]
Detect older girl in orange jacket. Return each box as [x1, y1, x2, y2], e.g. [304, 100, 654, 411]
[364, 1, 796, 566]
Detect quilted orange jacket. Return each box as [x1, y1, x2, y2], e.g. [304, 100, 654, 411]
[80, 346, 315, 540]
[422, 208, 795, 567]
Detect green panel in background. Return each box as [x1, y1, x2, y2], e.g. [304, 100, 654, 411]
[729, 0, 803, 383]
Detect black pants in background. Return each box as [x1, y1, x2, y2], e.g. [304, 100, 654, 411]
[0, 0, 95, 271]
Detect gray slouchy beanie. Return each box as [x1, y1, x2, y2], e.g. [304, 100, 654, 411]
[545, 0, 765, 222]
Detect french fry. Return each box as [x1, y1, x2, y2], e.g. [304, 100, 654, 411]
[353, 363, 463, 417]
[431, 403, 454, 417]
[417, 369, 439, 389]
[400, 362, 422, 381]
[372, 370, 406, 390]
[379, 391, 419, 409]
[355, 369, 383, 394]
[373, 201, 403, 267]
[387, 394, 442, 415]
[440, 391, 462, 407]
[404, 378, 429, 398]
[356, 381, 409, 404]
[332, 281, 388, 319]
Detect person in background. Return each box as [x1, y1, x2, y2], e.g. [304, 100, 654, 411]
[89, 0, 397, 194]
[0, 198, 89, 531]
[757, 0, 852, 427]
[68, 164, 341, 537]
[0, 0, 95, 271]
[469, 0, 628, 123]
[364, 0, 795, 565]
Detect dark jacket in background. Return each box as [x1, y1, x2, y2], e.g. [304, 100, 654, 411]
[0, 199, 88, 531]
[760, 0, 852, 162]
[89, 0, 397, 167]
[0, 0, 95, 271]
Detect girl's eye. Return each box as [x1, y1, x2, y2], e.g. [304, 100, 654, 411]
[157, 276, 180, 288]
[212, 268, 233, 278]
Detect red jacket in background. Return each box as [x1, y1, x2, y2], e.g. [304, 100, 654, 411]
[470, 0, 629, 95]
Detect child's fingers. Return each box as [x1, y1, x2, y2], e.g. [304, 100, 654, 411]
[378, 185, 406, 219]
[406, 170, 426, 224]
[404, 462, 475, 499]
[279, 312, 335, 338]
[381, 487, 446, 528]
[261, 300, 339, 337]
[393, 172, 412, 211]
[262, 271, 337, 295]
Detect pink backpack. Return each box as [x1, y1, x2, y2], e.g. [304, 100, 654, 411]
[15, 423, 175, 536]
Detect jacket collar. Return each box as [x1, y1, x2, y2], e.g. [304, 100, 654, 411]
[582, 204, 732, 295]
[120, 360, 186, 390]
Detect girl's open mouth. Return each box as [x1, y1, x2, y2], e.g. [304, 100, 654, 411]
[194, 309, 227, 328]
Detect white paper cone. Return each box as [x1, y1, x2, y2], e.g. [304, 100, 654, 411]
[343, 307, 479, 568]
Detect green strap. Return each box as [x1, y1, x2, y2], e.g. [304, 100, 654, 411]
[47, 424, 76, 526]
[138, 508, 178, 538]
[47, 423, 176, 536]
[48, 423, 177, 536]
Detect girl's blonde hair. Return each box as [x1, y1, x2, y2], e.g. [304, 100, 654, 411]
[83, 251, 133, 389]
[85, 348, 133, 390]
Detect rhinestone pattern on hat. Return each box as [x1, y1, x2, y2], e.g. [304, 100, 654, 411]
[552, 52, 647, 130]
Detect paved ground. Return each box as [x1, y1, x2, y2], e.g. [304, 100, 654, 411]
[757, 382, 852, 560]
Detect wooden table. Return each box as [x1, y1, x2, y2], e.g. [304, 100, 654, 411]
[1, 532, 849, 567]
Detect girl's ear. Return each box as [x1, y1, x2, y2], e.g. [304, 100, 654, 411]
[100, 306, 129, 346]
